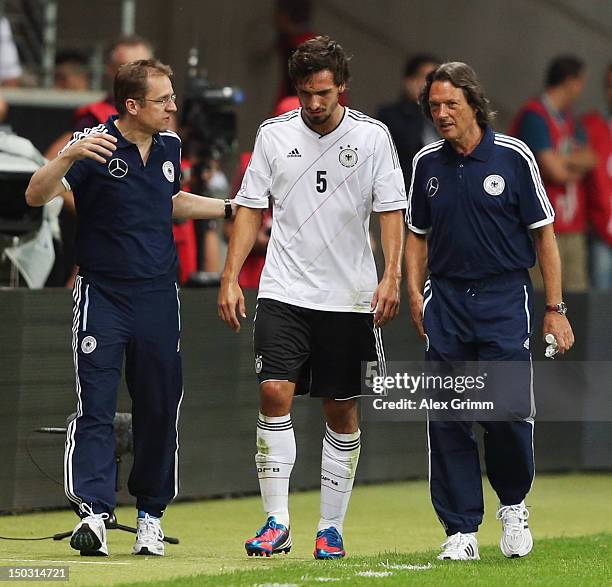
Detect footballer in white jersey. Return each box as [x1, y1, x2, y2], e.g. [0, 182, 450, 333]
[235, 106, 407, 312]
[218, 36, 407, 561]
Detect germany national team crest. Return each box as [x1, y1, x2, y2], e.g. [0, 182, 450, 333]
[255, 354, 263, 374]
[339, 145, 358, 167]
[162, 161, 175, 183]
[81, 335, 97, 354]
[483, 174, 505, 196]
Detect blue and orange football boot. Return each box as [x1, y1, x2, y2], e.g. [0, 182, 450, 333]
[313, 527, 346, 559]
[245, 516, 292, 557]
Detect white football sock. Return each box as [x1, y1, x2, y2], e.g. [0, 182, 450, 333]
[318, 425, 361, 534]
[255, 412, 295, 528]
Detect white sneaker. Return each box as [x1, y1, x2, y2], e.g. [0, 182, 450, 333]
[133, 513, 165, 556]
[496, 501, 533, 558]
[70, 505, 109, 556]
[437, 532, 480, 560]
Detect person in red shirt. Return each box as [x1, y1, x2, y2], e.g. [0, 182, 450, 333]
[509, 56, 596, 291]
[582, 63, 612, 289]
[73, 36, 153, 132]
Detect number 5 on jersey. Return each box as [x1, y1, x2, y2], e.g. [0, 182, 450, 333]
[316, 170, 327, 193]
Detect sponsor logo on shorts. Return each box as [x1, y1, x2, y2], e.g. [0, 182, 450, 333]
[255, 354, 263, 374]
[523, 337, 530, 350]
[81, 335, 97, 354]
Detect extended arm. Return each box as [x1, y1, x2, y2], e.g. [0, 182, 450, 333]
[172, 191, 233, 221]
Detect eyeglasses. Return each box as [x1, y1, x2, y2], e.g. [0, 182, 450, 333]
[141, 93, 177, 106]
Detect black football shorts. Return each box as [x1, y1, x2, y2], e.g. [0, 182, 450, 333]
[253, 298, 385, 399]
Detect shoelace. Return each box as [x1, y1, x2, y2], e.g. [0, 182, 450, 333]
[139, 514, 164, 542]
[79, 503, 109, 523]
[496, 505, 529, 537]
[440, 533, 472, 555]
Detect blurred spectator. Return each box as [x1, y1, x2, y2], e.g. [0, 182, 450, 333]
[173, 158, 198, 284]
[0, 93, 8, 123]
[510, 56, 596, 292]
[377, 53, 440, 187]
[582, 63, 612, 289]
[223, 97, 300, 289]
[191, 155, 227, 273]
[274, 0, 316, 104]
[54, 50, 90, 91]
[73, 35, 153, 131]
[0, 17, 22, 87]
[45, 36, 153, 158]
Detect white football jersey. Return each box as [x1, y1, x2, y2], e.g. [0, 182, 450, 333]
[235, 107, 407, 312]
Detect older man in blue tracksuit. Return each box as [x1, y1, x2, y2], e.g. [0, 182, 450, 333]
[405, 62, 574, 561]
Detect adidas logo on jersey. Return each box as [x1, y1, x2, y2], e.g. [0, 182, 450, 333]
[287, 148, 301, 158]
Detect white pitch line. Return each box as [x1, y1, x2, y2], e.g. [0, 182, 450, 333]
[355, 571, 393, 578]
[380, 561, 433, 571]
[0, 558, 131, 566]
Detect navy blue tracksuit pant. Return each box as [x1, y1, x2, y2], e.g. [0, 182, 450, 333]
[423, 270, 535, 535]
[64, 273, 183, 518]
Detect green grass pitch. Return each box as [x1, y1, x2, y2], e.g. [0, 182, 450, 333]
[0, 473, 610, 586]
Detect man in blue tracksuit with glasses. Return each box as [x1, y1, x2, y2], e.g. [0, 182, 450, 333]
[405, 62, 574, 561]
[26, 58, 233, 557]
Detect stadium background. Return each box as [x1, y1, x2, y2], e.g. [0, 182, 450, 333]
[3, 0, 611, 151]
[1, 0, 611, 512]
[58, 0, 612, 142]
[0, 2, 610, 584]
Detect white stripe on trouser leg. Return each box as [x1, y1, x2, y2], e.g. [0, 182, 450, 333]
[174, 282, 181, 331]
[64, 275, 84, 506]
[423, 290, 433, 317]
[523, 285, 530, 335]
[523, 286, 536, 419]
[82, 284, 90, 331]
[172, 284, 183, 501]
[172, 389, 184, 501]
[318, 425, 361, 535]
[255, 413, 295, 527]
[528, 419, 536, 492]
